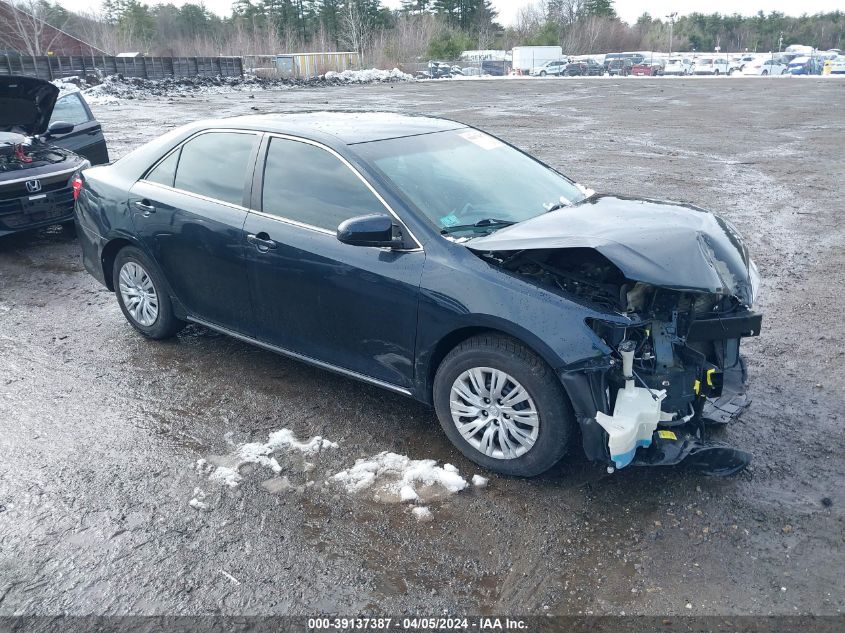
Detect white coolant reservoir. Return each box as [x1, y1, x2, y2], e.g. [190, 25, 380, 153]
[595, 341, 667, 469]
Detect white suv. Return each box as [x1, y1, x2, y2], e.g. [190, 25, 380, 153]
[692, 58, 730, 75]
[663, 57, 693, 75]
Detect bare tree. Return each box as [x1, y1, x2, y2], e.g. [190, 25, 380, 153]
[0, 0, 68, 55]
[341, 1, 368, 64]
[369, 12, 443, 68]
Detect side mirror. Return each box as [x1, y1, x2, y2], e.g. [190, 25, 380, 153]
[337, 213, 403, 249]
[47, 120, 74, 136]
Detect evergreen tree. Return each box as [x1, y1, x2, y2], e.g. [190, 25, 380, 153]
[582, 0, 616, 19]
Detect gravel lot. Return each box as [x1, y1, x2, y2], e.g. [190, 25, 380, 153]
[1, 77, 843, 617]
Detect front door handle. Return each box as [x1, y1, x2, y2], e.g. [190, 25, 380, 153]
[133, 200, 155, 215]
[247, 233, 278, 252]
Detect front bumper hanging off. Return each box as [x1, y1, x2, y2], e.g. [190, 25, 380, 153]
[561, 310, 761, 477]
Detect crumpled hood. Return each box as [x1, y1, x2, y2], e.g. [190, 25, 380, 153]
[0, 76, 59, 136]
[467, 195, 755, 303]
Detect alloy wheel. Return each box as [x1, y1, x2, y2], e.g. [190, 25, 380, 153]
[449, 367, 540, 460]
[119, 261, 159, 326]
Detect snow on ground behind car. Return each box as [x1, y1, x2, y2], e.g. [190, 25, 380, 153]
[51, 68, 414, 106]
[324, 68, 413, 83]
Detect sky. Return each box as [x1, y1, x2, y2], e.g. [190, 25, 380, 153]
[57, 0, 842, 26]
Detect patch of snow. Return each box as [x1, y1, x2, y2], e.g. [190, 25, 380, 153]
[189, 487, 209, 511]
[208, 465, 241, 488]
[332, 451, 468, 504]
[52, 77, 82, 96]
[324, 68, 413, 83]
[472, 474, 489, 488]
[399, 485, 419, 502]
[81, 91, 121, 106]
[202, 427, 337, 488]
[194, 458, 213, 474]
[412, 506, 433, 521]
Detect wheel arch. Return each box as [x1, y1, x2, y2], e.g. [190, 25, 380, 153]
[103, 237, 188, 321]
[101, 236, 137, 291]
[422, 323, 566, 404]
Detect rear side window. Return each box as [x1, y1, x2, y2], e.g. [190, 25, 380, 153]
[173, 132, 256, 206]
[145, 149, 179, 187]
[49, 93, 90, 126]
[261, 137, 383, 231]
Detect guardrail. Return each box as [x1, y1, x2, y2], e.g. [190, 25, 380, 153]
[0, 55, 243, 80]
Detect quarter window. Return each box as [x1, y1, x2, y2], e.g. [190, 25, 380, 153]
[145, 149, 179, 187]
[261, 137, 383, 231]
[173, 132, 256, 206]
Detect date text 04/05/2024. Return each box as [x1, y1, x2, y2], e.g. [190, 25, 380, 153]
[306, 617, 528, 630]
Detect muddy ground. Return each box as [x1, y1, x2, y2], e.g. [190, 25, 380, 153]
[1, 78, 843, 617]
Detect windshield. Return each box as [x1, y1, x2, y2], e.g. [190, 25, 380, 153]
[354, 129, 586, 235]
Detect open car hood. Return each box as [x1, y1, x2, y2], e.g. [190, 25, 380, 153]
[0, 76, 59, 136]
[466, 195, 755, 303]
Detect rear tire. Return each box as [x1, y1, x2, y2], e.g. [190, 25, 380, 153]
[112, 246, 184, 340]
[433, 334, 574, 477]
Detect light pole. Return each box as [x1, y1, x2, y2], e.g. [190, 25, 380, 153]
[666, 12, 678, 55]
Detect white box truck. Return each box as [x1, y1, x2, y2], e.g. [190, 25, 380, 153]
[511, 46, 564, 74]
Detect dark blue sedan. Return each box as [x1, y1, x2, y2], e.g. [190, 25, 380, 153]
[74, 112, 762, 477]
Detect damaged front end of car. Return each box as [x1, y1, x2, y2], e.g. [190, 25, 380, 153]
[467, 195, 763, 476]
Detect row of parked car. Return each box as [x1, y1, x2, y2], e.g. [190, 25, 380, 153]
[417, 50, 845, 79]
[529, 51, 844, 77]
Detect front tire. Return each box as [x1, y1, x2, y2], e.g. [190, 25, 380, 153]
[433, 334, 574, 477]
[113, 246, 184, 339]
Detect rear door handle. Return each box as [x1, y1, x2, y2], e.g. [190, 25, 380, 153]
[247, 233, 278, 252]
[133, 200, 156, 215]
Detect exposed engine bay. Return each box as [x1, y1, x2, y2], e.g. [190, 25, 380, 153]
[479, 245, 762, 476]
[0, 137, 77, 172]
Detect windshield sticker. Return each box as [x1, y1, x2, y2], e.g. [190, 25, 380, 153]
[459, 130, 504, 151]
[439, 213, 460, 227]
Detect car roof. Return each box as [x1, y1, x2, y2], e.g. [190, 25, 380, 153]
[209, 111, 467, 145]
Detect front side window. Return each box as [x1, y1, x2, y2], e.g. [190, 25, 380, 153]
[355, 129, 586, 236]
[49, 93, 90, 126]
[173, 132, 256, 206]
[261, 137, 384, 231]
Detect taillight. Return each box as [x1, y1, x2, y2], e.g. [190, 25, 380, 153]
[72, 175, 83, 201]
